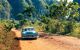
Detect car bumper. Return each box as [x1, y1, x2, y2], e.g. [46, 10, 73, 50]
[22, 35, 38, 38]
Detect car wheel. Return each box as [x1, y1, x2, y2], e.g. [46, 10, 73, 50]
[34, 38, 37, 40]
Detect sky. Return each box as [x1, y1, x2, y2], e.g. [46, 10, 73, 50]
[57, 0, 73, 2]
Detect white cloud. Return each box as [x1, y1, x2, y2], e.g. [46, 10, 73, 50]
[67, 0, 73, 2]
[57, 0, 73, 2]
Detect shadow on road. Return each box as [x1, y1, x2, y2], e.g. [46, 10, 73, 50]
[15, 37, 37, 40]
[13, 39, 21, 50]
[11, 30, 21, 50]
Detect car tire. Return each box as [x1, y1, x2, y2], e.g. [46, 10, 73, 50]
[34, 38, 37, 40]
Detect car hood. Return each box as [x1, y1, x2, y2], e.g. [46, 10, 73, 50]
[22, 31, 36, 34]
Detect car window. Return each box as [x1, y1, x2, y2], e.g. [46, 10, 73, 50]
[22, 28, 34, 31]
[22, 29, 27, 32]
[31, 28, 34, 31]
[28, 28, 34, 31]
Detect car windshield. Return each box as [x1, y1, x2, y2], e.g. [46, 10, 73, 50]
[23, 28, 34, 31]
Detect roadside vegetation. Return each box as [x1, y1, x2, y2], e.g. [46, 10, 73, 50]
[0, 21, 19, 50]
[16, 0, 80, 38]
[44, 0, 80, 38]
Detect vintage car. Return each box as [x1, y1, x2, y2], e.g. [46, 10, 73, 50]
[21, 27, 38, 39]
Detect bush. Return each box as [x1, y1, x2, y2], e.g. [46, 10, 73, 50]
[46, 19, 74, 35]
[33, 21, 46, 32]
[46, 18, 80, 38]
[47, 19, 59, 33]
[70, 22, 80, 38]
[0, 20, 15, 32]
[22, 20, 46, 32]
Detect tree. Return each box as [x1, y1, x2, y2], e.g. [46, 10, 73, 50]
[0, 3, 3, 20]
[0, 3, 2, 12]
[67, 2, 80, 21]
[0, 0, 11, 20]
[17, 13, 24, 20]
[43, 0, 80, 35]
[22, 6, 35, 18]
[47, 0, 67, 19]
[47, 0, 80, 21]
[17, 13, 26, 26]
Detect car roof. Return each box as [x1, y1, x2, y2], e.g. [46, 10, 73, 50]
[22, 27, 34, 29]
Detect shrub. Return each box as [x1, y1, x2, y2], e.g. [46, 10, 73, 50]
[46, 18, 80, 38]
[46, 19, 74, 35]
[0, 20, 15, 32]
[22, 20, 46, 32]
[70, 22, 80, 38]
[47, 19, 59, 33]
[33, 21, 46, 32]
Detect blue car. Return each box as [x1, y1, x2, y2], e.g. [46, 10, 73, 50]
[21, 27, 38, 39]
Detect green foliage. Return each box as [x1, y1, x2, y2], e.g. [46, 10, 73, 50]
[47, 1, 80, 21]
[41, 1, 80, 38]
[48, 1, 68, 19]
[0, 20, 15, 32]
[0, 0, 11, 19]
[0, 3, 3, 12]
[0, 0, 80, 39]
[32, 20, 46, 32]
[17, 13, 24, 20]
[70, 22, 80, 38]
[46, 19, 77, 35]
[23, 6, 35, 17]
[47, 19, 59, 33]
[41, 16, 50, 24]
[22, 20, 46, 32]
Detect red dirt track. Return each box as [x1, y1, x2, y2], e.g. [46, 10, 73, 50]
[12, 29, 80, 50]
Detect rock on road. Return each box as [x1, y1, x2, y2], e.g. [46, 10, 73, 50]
[12, 29, 80, 50]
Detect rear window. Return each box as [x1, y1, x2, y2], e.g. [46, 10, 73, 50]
[22, 28, 34, 31]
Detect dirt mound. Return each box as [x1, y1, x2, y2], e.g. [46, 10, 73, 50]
[0, 24, 20, 50]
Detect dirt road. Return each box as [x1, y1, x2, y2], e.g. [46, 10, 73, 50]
[12, 29, 80, 50]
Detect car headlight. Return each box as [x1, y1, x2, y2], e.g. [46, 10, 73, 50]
[22, 32, 26, 34]
[33, 31, 36, 33]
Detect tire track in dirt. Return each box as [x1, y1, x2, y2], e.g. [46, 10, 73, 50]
[12, 29, 80, 50]
[19, 38, 68, 50]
